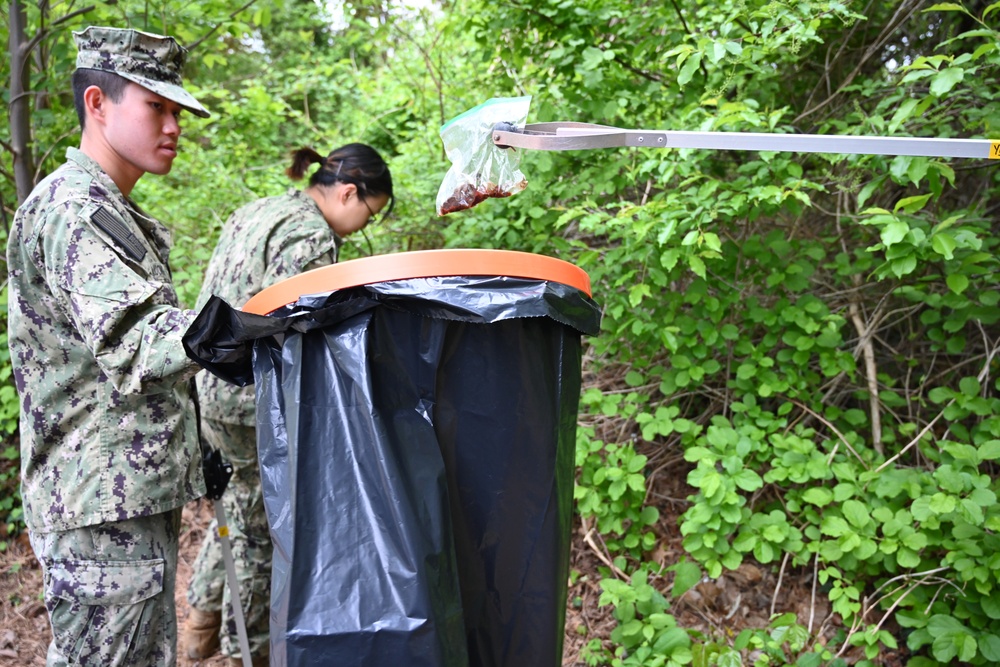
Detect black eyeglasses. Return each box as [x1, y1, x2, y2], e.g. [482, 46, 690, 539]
[360, 195, 377, 225]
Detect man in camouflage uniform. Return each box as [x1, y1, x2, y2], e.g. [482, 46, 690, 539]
[7, 26, 211, 667]
[183, 146, 391, 667]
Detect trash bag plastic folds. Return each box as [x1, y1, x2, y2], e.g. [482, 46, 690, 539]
[184, 275, 601, 667]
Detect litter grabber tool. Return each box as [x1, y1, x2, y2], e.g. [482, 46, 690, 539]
[491, 121, 1000, 159]
[192, 380, 255, 667]
[435, 96, 998, 215]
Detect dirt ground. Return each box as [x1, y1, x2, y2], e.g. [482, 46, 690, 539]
[0, 462, 892, 666]
[0, 500, 228, 667]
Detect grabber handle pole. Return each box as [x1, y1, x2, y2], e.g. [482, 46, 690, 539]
[191, 377, 255, 667]
[213, 499, 255, 667]
[493, 123, 1000, 160]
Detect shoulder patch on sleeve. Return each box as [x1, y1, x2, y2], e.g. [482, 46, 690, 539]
[90, 206, 147, 262]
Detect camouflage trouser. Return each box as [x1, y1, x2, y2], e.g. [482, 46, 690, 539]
[186, 418, 271, 659]
[29, 509, 182, 667]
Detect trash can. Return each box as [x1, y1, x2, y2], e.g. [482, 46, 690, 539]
[183, 249, 601, 667]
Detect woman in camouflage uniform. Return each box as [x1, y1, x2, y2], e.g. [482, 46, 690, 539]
[182, 144, 393, 667]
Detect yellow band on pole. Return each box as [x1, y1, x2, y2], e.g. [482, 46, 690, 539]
[990, 141, 1000, 159]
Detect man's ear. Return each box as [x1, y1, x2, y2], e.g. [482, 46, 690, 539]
[82, 85, 108, 126]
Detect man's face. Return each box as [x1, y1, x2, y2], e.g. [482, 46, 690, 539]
[103, 82, 184, 178]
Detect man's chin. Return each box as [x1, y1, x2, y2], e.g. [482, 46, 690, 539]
[146, 162, 174, 176]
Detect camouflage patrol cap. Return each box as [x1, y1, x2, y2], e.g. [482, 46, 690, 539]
[73, 26, 210, 118]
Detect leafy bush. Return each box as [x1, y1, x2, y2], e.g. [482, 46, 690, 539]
[451, 0, 1000, 664]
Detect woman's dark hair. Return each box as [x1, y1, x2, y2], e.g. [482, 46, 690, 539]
[287, 143, 395, 218]
[71, 69, 129, 129]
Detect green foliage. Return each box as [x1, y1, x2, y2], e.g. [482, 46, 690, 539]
[592, 568, 693, 667]
[4, 0, 1000, 663]
[0, 285, 17, 438]
[576, 419, 660, 558]
[0, 282, 22, 550]
[448, 0, 1000, 664]
[691, 613, 842, 667]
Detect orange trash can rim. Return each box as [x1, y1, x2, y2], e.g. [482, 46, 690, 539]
[241, 249, 592, 315]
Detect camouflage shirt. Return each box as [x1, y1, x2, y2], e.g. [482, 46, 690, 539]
[7, 147, 206, 534]
[195, 188, 343, 425]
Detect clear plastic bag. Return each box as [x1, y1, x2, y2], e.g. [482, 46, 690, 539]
[436, 96, 531, 215]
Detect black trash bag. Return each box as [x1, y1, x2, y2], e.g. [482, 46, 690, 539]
[183, 276, 601, 667]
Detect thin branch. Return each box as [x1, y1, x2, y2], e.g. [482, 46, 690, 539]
[186, 0, 257, 51]
[770, 551, 790, 617]
[834, 567, 956, 660]
[786, 397, 868, 467]
[582, 525, 628, 581]
[808, 551, 819, 633]
[848, 273, 884, 455]
[799, 0, 878, 114]
[873, 403, 952, 474]
[32, 126, 79, 184]
[612, 57, 665, 84]
[794, 0, 924, 125]
[390, 22, 447, 130]
[667, 0, 709, 80]
[20, 6, 96, 62]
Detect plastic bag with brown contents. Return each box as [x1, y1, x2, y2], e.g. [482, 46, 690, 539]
[436, 96, 531, 215]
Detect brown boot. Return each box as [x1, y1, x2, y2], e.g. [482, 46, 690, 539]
[228, 655, 269, 667]
[182, 607, 222, 659]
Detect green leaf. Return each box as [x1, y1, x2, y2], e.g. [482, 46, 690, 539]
[908, 158, 930, 185]
[710, 41, 727, 64]
[894, 193, 932, 214]
[678, 52, 702, 86]
[959, 376, 981, 397]
[733, 469, 763, 491]
[898, 546, 921, 568]
[580, 46, 608, 71]
[930, 67, 965, 96]
[802, 487, 834, 506]
[671, 560, 702, 598]
[688, 255, 706, 278]
[889, 98, 920, 132]
[928, 493, 956, 514]
[629, 283, 651, 307]
[640, 505, 660, 525]
[822, 516, 851, 537]
[922, 2, 971, 12]
[946, 273, 970, 294]
[979, 440, 1000, 460]
[931, 232, 957, 259]
[891, 255, 918, 278]
[881, 221, 909, 246]
[843, 500, 871, 528]
[981, 597, 1000, 620]
[653, 626, 691, 653]
[701, 470, 722, 497]
[857, 177, 885, 209]
[890, 157, 913, 183]
[980, 634, 1000, 660]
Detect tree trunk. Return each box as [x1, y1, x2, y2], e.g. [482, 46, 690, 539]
[9, 0, 36, 204]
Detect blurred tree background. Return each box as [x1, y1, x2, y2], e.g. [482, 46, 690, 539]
[3, 0, 999, 664]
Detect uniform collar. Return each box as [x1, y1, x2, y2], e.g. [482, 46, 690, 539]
[287, 187, 345, 249]
[65, 147, 125, 199]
